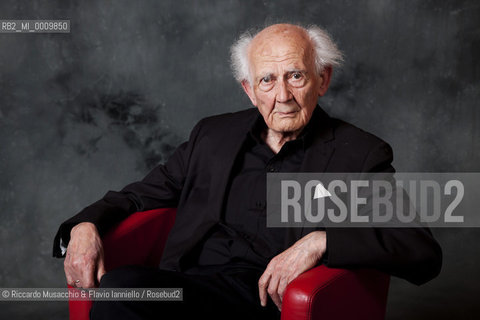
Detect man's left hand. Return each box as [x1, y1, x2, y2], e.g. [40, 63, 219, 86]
[258, 231, 327, 311]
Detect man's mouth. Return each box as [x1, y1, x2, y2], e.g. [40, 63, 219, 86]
[276, 110, 298, 117]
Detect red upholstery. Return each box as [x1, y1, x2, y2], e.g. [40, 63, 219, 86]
[281, 265, 389, 320]
[67, 208, 389, 320]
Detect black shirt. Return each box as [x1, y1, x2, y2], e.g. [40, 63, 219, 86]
[185, 115, 311, 273]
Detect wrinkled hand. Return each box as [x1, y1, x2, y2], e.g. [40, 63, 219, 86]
[258, 231, 327, 311]
[64, 222, 106, 288]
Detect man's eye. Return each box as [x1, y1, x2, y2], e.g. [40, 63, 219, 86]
[261, 76, 272, 83]
[292, 72, 303, 80]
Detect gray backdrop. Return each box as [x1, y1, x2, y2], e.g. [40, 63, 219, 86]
[0, 0, 479, 319]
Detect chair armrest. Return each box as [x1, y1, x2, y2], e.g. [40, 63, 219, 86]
[68, 208, 176, 320]
[102, 208, 176, 271]
[281, 265, 390, 320]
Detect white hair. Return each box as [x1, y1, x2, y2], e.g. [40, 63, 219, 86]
[230, 24, 344, 84]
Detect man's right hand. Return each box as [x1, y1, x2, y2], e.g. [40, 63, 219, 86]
[64, 222, 106, 288]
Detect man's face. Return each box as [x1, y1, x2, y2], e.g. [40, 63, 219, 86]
[242, 25, 331, 135]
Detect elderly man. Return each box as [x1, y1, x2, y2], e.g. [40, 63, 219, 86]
[54, 24, 442, 319]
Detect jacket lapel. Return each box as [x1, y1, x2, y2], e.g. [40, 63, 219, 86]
[300, 106, 336, 172]
[207, 109, 259, 221]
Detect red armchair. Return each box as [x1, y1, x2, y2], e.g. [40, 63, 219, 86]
[67, 208, 390, 320]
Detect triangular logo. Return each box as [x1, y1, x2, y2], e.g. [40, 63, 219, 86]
[313, 182, 332, 199]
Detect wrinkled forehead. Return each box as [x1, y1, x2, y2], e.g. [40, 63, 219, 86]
[249, 25, 315, 70]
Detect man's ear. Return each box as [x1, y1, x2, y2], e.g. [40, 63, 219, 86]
[241, 80, 257, 106]
[318, 66, 333, 97]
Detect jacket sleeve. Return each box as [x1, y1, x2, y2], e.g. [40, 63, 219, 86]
[52, 120, 204, 258]
[324, 141, 443, 285]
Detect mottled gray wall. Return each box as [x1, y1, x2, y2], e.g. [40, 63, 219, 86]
[0, 0, 478, 319]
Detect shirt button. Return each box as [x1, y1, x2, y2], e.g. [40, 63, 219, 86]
[268, 166, 276, 172]
[256, 201, 265, 209]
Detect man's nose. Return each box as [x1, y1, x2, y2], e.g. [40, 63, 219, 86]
[275, 80, 293, 103]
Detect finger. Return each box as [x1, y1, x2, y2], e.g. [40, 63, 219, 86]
[66, 275, 77, 287]
[67, 256, 86, 287]
[65, 274, 75, 287]
[65, 262, 80, 288]
[64, 257, 76, 286]
[67, 270, 83, 288]
[96, 260, 106, 286]
[267, 274, 282, 310]
[258, 272, 271, 307]
[277, 277, 289, 304]
[81, 262, 96, 288]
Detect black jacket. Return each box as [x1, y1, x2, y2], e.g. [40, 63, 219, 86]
[53, 106, 442, 285]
